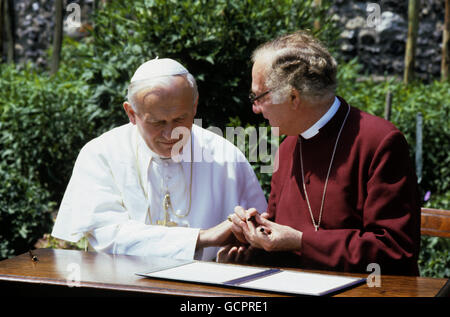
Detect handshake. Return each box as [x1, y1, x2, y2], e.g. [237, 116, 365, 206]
[212, 206, 303, 263]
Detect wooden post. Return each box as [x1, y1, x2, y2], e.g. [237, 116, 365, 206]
[384, 90, 392, 121]
[404, 0, 420, 85]
[313, 0, 322, 31]
[51, 0, 63, 75]
[3, 0, 14, 63]
[415, 112, 423, 184]
[0, 0, 3, 62]
[442, 0, 450, 81]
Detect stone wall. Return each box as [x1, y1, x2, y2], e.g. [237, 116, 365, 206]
[2, 0, 93, 68]
[331, 0, 445, 81]
[12, 0, 56, 67]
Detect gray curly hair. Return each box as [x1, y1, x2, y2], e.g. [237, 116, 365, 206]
[252, 30, 337, 103]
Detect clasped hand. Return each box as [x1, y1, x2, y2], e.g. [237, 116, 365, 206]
[217, 206, 303, 263]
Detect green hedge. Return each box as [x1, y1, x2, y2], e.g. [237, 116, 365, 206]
[0, 62, 98, 257]
[60, 0, 338, 131]
[0, 164, 53, 258]
[0, 63, 99, 201]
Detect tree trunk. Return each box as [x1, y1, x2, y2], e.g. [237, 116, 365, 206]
[384, 90, 392, 121]
[3, 0, 14, 63]
[313, 0, 322, 31]
[0, 0, 4, 62]
[51, 0, 63, 75]
[404, 0, 420, 85]
[442, 0, 450, 81]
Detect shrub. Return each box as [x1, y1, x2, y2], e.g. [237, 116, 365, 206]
[61, 0, 339, 132]
[0, 164, 54, 259]
[419, 236, 450, 278]
[0, 62, 99, 200]
[225, 117, 284, 199]
[0, 62, 98, 259]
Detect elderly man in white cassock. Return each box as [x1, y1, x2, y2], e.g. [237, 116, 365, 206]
[51, 58, 267, 260]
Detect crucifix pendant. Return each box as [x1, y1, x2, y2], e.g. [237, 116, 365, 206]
[156, 211, 178, 227]
[163, 193, 171, 210]
[314, 224, 319, 232]
[156, 193, 178, 227]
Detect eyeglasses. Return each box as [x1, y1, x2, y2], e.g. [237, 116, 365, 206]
[249, 90, 271, 104]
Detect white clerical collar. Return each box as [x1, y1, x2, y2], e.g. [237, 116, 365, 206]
[301, 96, 341, 139]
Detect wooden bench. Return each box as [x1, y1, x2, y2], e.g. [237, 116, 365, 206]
[420, 208, 450, 297]
[420, 208, 450, 238]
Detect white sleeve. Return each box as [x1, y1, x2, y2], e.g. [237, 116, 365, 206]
[51, 141, 200, 260]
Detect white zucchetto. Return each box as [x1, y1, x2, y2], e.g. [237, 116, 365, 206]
[130, 58, 189, 83]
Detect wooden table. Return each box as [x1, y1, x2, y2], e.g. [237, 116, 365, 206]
[0, 248, 448, 297]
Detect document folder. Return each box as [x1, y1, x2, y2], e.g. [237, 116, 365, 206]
[136, 261, 366, 296]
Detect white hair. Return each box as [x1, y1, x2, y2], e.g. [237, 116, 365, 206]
[127, 73, 198, 111]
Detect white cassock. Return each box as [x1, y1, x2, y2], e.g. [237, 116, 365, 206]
[51, 123, 267, 260]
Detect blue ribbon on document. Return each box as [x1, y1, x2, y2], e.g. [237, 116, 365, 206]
[223, 268, 281, 286]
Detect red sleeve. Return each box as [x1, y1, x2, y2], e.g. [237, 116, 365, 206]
[299, 131, 421, 275]
[266, 139, 293, 220]
[266, 160, 279, 219]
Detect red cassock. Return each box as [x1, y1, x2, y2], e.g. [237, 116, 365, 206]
[261, 97, 421, 276]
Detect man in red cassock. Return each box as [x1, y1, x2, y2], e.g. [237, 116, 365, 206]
[220, 30, 421, 276]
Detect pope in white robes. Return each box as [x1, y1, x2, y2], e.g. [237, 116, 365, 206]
[51, 58, 267, 261]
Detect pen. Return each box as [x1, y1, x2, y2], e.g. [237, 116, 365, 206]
[259, 226, 271, 236]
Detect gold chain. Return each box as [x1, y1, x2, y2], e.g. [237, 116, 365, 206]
[163, 137, 193, 219]
[298, 104, 350, 231]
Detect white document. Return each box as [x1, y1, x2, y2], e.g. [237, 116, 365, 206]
[137, 261, 365, 296]
[142, 261, 267, 284]
[241, 270, 364, 296]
